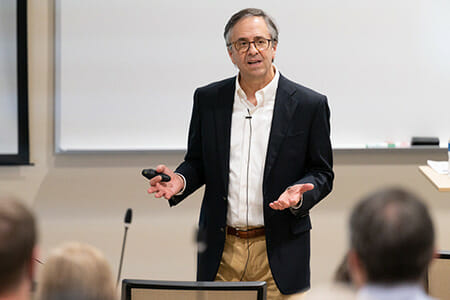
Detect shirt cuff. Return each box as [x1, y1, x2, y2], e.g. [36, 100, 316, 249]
[174, 172, 186, 196]
[289, 194, 303, 211]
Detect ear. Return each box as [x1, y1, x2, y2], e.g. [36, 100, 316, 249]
[432, 246, 439, 259]
[347, 249, 367, 288]
[271, 41, 278, 61]
[227, 47, 236, 65]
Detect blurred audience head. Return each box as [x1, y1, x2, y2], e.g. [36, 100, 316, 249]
[36, 242, 116, 300]
[334, 253, 351, 284]
[0, 196, 37, 300]
[348, 187, 435, 287]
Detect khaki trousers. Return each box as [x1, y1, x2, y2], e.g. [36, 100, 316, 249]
[215, 233, 305, 300]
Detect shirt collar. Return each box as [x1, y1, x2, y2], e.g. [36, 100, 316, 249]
[235, 65, 280, 108]
[359, 283, 430, 298]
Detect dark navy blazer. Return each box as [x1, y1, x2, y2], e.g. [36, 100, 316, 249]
[169, 74, 334, 294]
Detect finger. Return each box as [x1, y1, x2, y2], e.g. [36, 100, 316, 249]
[148, 184, 168, 194]
[272, 203, 287, 210]
[147, 186, 159, 194]
[281, 201, 291, 209]
[149, 175, 163, 186]
[269, 202, 279, 210]
[270, 200, 284, 210]
[280, 197, 297, 209]
[156, 164, 167, 173]
[154, 190, 165, 198]
[270, 193, 286, 209]
[163, 191, 174, 200]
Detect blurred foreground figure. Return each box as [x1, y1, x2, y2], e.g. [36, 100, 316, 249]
[0, 197, 37, 300]
[304, 187, 436, 300]
[36, 242, 117, 300]
[348, 188, 435, 300]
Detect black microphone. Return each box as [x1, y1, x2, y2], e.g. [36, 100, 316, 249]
[117, 208, 132, 286]
[124, 208, 132, 225]
[246, 108, 252, 119]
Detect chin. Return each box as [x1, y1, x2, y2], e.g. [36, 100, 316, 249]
[251, 70, 270, 78]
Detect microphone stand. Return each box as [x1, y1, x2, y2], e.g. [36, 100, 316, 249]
[117, 208, 132, 287]
[117, 224, 129, 286]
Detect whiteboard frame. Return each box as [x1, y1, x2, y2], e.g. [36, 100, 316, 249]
[53, 1, 450, 153]
[0, 0, 30, 165]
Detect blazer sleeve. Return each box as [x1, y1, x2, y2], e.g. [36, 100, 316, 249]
[290, 95, 334, 216]
[169, 89, 205, 206]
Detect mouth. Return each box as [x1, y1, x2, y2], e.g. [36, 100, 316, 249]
[247, 60, 262, 66]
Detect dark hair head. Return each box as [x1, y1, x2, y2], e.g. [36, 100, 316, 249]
[349, 188, 434, 284]
[0, 197, 37, 294]
[224, 8, 279, 46]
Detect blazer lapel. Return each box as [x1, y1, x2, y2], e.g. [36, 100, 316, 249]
[263, 75, 298, 187]
[215, 79, 235, 194]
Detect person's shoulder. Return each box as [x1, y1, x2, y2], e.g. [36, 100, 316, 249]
[192, 77, 235, 107]
[279, 74, 326, 101]
[196, 76, 235, 93]
[303, 283, 356, 300]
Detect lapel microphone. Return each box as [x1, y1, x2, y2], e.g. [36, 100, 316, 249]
[240, 108, 252, 281]
[246, 108, 252, 119]
[117, 208, 132, 286]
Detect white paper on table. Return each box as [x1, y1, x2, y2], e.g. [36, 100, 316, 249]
[427, 160, 449, 174]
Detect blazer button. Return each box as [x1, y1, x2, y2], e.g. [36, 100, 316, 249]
[222, 196, 227, 201]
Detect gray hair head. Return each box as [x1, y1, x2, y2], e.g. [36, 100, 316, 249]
[224, 8, 279, 47]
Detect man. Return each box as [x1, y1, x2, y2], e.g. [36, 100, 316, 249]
[0, 197, 38, 300]
[347, 188, 435, 300]
[147, 8, 333, 298]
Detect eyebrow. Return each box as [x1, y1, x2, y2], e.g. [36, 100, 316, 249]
[235, 36, 269, 41]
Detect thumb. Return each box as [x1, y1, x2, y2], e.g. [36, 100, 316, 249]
[300, 183, 314, 193]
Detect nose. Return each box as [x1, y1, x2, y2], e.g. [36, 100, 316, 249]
[247, 41, 259, 54]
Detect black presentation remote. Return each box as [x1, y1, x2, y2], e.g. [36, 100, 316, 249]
[142, 169, 171, 182]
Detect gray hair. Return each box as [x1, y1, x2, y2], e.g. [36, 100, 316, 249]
[224, 8, 279, 47]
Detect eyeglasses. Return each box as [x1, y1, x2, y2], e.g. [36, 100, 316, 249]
[227, 37, 273, 53]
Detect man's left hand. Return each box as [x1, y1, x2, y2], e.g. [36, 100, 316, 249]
[269, 183, 314, 210]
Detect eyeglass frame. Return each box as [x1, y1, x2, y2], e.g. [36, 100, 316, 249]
[227, 37, 276, 53]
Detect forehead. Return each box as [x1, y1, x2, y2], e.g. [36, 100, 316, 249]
[230, 16, 270, 41]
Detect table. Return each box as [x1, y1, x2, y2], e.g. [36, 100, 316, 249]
[419, 166, 450, 192]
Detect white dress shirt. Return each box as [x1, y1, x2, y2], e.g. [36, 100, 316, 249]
[357, 283, 434, 300]
[226, 67, 280, 228]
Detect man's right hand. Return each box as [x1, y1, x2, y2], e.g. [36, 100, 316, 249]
[147, 164, 184, 200]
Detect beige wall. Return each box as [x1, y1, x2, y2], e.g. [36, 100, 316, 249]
[1, 0, 449, 286]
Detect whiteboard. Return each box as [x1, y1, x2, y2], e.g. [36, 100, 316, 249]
[0, 0, 18, 154]
[55, 0, 450, 151]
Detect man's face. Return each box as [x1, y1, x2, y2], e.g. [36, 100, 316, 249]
[227, 16, 277, 83]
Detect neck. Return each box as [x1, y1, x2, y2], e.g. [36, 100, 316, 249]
[0, 278, 31, 300]
[239, 66, 275, 105]
[365, 280, 424, 288]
